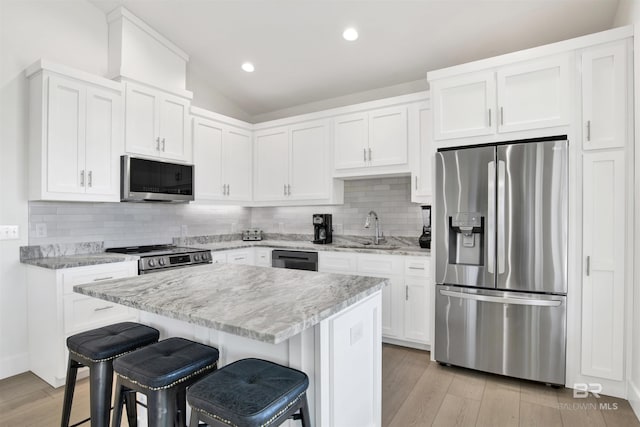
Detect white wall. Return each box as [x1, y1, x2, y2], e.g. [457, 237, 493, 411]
[0, 0, 109, 379]
[613, 1, 640, 418]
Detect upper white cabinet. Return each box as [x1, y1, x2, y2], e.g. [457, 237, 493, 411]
[27, 62, 122, 202]
[411, 102, 432, 203]
[193, 115, 252, 203]
[254, 119, 340, 204]
[334, 106, 408, 173]
[125, 82, 191, 162]
[581, 41, 628, 150]
[432, 55, 570, 141]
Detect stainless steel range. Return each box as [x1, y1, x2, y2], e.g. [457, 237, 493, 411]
[106, 245, 212, 274]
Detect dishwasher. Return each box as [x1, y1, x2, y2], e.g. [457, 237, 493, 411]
[271, 250, 318, 271]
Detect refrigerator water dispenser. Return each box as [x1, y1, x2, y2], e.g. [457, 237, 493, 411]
[449, 212, 484, 265]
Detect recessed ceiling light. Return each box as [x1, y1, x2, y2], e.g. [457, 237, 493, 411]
[342, 27, 358, 41]
[241, 62, 255, 73]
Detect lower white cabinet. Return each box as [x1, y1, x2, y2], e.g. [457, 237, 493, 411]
[319, 251, 431, 347]
[26, 262, 138, 387]
[255, 248, 272, 267]
[208, 248, 256, 266]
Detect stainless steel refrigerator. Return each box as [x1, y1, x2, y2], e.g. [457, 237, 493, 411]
[434, 137, 568, 385]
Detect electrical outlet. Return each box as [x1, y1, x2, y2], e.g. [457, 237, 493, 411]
[35, 223, 47, 238]
[0, 225, 19, 240]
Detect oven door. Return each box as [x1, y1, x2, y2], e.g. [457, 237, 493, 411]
[271, 250, 318, 271]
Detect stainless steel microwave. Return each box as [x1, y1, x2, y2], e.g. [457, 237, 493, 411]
[121, 155, 194, 202]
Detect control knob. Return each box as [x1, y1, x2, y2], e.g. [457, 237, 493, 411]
[148, 259, 156, 267]
[194, 254, 201, 261]
[159, 258, 166, 266]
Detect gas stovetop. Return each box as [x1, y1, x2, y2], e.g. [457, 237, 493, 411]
[106, 244, 212, 273]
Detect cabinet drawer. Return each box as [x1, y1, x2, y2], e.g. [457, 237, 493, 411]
[210, 252, 227, 264]
[62, 262, 137, 294]
[225, 249, 254, 265]
[255, 248, 272, 267]
[404, 258, 431, 277]
[64, 296, 135, 335]
[357, 254, 403, 276]
[319, 252, 357, 273]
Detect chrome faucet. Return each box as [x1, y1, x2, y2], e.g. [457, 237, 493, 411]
[364, 210, 386, 245]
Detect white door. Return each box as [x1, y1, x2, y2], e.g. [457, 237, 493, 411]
[84, 87, 120, 197]
[412, 103, 432, 199]
[403, 277, 429, 343]
[334, 112, 368, 170]
[381, 277, 403, 339]
[223, 128, 252, 201]
[125, 83, 158, 157]
[47, 75, 86, 194]
[158, 94, 189, 161]
[368, 106, 408, 167]
[289, 120, 329, 200]
[581, 150, 625, 381]
[432, 71, 495, 140]
[193, 118, 224, 200]
[254, 128, 289, 201]
[581, 41, 627, 150]
[497, 55, 570, 133]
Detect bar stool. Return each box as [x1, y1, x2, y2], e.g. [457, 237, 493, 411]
[111, 337, 219, 427]
[61, 321, 160, 427]
[187, 358, 310, 427]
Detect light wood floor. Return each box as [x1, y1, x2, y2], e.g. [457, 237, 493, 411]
[1, 345, 638, 426]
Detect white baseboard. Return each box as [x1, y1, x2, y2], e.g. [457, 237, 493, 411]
[629, 379, 640, 422]
[0, 352, 29, 380]
[382, 337, 430, 351]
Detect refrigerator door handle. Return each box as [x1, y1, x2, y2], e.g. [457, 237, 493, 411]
[439, 289, 562, 307]
[487, 161, 496, 274]
[497, 160, 506, 274]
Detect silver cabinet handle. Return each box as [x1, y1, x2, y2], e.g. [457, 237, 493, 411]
[487, 161, 496, 274]
[223, 184, 227, 195]
[497, 160, 506, 274]
[284, 184, 287, 196]
[88, 171, 92, 187]
[500, 107, 504, 125]
[156, 137, 161, 150]
[287, 184, 291, 195]
[586, 256, 591, 276]
[415, 176, 418, 190]
[439, 289, 562, 307]
[405, 285, 409, 301]
[227, 184, 230, 196]
[586, 120, 591, 142]
[80, 170, 85, 187]
[94, 305, 114, 312]
[363, 148, 367, 162]
[488, 108, 492, 127]
[368, 148, 372, 161]
[408, 266, 425, 270]
[162, 138, 166, 151]
[93, 276, 113, 282]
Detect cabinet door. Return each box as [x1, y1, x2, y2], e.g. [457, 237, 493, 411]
[125, 83, 159, 157]
[581, 41, 627, 150]
[381, 277, 403, 339]
[412, 102, 432, 200]
[254, 128, 289, 201]
[497, 55, 570, 133]
[581, 150, 625, 381]
[289, 120, 329, 200]
[158, 94, 190, 161]
[223, 128, 252, 201]
[432, 71, 495, 140]
[47, 75, 86, 194]
[368, 106, 408, 167]
[334, 112, 368, 170]
[84, 87, 120, 197]
[193, 118, 224, 200]
[404, 277, 429, 343]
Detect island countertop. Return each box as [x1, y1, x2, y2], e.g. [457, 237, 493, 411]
[74, 263, 387, 344]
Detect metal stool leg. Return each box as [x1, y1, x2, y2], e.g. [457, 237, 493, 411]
[148, 389, 176, 427]
[60, 357, 80, 427]
[124, 390, 138, 427]
[176, 389, 187, 427]
[188, 410, 200, 427]
[89, 360, 113, 427]
[110, 377, 126, 427]
[299, 393, 311, 427]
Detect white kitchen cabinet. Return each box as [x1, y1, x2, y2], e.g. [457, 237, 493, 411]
[208, 248, 256, 266]
[411, 102, 432, 203]
[333, 106, 408, 173]
[581, 150, 625, 381]
[125, 82, 191, 162]
[254, 120, 335, 203]
[27, 262, 138, 387]
[581, 41, 628, 150]
[193, 117, 252, 202]
[255, 248, 272, 267]
[27, 63, 122, 202]
[431, 54, 570, 141]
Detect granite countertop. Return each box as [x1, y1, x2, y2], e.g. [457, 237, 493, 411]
[74, 263, 387, 344]
[20, 243, 140, 269]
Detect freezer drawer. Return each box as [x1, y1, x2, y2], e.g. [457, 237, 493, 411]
[434, 285, 566, 385]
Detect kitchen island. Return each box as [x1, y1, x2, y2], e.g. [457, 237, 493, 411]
[74, 263, 387, 427]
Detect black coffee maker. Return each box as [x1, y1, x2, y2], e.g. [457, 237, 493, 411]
[313, 214, 333, 244]
[419, 206, 431, 249]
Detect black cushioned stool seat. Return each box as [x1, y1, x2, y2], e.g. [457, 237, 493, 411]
[61, 322, 160, 427]
[187, 358, 310, 427]
[111, 337, 219, 427]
